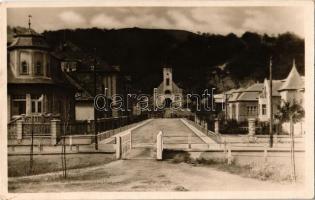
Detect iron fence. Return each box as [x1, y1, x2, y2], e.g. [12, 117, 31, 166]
[8, 123, 17, 139]
[22, 122, 51, 136]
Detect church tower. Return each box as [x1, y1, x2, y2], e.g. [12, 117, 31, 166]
[163, 68, 173, 94]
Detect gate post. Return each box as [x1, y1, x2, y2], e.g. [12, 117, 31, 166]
[51, 119, 61, 145]
[248, 118, 256, 136]
[227, 144, 233, 165]
[157, 131, 163, 160]
[116, 136, 121, 159]
[17, 120, 23, 141]
[214, 118, 220, 134]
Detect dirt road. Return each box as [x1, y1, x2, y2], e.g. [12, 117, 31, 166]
[9, 158, 303, 192]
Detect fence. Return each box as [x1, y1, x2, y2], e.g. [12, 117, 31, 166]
[22, 122, 51, 136]
[8, 123, 18, 139]
[186, 116, 222, 143]
[98, 115, 148, 132]
[60, 121, 93, 135]
[116, 131, 132, 159]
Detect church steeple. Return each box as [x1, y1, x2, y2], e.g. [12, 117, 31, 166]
[28, 14, 32, 30]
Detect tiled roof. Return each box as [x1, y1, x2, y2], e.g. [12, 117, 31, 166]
[8, 30, 50, 50]
[228, 87, 245, 102]
[237, 83, 263, 101]
[237, 91, 260, 101]
[245, 83, 264, 92]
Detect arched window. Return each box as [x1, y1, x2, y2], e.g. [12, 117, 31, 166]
[35, 61, 43, 75]
[165, 90, 171, 94]
[20, 61, 29, 75]
[166, 78, 170, 86]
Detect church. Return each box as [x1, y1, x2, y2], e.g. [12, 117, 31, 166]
[153, 68, 183, 109]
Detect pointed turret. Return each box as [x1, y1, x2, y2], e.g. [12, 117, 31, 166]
[278, 59, 304, 91]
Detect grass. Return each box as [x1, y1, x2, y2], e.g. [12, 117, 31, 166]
[163, 150, 293, 182]
[8, 154, 115, 177]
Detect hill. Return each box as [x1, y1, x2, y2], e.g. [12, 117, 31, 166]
[7, 27, 305, 94]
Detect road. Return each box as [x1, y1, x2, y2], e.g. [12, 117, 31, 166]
[8, 118, 304, 192]
[9, 158, 303, 192]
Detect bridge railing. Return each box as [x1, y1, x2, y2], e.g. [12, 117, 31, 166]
[116, 131, 132, 159]
[157, 131, 163, 160]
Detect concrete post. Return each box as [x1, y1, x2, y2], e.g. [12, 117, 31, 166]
[227, 145, 232, 165]
[26, 94, 31, 115]
[51, 119, 61, 145]
[17, 120, 23, 140]
[264, 145, 268, 162]
[116, 136, 121, 159]
[157, 131, 163, 160]
[214, 118, 220, 134]
[87, 120, 91, 133]
[248, 118, 256, 136]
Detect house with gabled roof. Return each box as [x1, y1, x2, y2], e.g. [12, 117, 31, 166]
[258, 79, 284, 122]
[225, 83, 263, 122]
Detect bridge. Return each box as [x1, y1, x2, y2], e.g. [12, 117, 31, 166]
[111, 118, 219, 160]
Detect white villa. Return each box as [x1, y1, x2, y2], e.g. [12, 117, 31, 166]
[221, 60, 305, 134]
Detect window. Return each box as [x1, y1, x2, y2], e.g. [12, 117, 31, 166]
[31, 94, 43, 113]
[262, 104, 267, 115]
[166, 78, 170, 86]
[247, 106, 251, 115]
[34, 52, 44, 75]
[11, 95, 26, 116]
[20, 61, 29, 74]
[247, 106, 257, 115]
[35, 61, 43, 75]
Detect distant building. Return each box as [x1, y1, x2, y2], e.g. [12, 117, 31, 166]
[154, 67, 183, 109]
[56, 41, 131, 119]
[258, 79, 284, 122]
[258, 60, 305, 122]
[64, 63, 126, 120]
[61, 60, 78, 72]
[7, 28, 76, 122]
[226, 83, 264, 122]
[258, 61, 305, 135]
[278, 61, 304, 107]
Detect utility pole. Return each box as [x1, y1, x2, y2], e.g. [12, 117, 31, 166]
[29, 116, 34, 174]
[93, 51, 98, 150]
[269, 57, 273, 148]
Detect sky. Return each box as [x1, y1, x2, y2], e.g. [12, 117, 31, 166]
[7, 6, 305, 37]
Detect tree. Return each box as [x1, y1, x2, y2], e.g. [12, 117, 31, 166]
[275, 100, 304, 124]
[275, 100, 304, 181]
